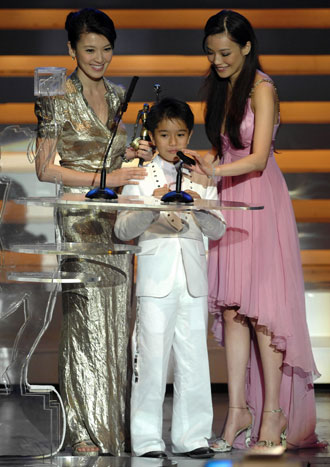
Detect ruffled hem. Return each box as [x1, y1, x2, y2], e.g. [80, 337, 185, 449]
[210, 305, 321, 450]
[210, 303, 320, 382]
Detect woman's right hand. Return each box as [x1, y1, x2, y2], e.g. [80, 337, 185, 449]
[183, 150, 217, 176]
[106, 166, 147, 186]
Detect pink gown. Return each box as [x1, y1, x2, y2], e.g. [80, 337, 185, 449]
[208, 85, 321, 449]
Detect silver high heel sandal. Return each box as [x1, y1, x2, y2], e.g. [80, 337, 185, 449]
[255, 408, 287, 449]
[249, 408, 287, 456]
[211, 406, 253, 453]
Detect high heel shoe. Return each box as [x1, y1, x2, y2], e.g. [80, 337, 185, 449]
[211, 406, 253, 453]
[249, 408, 287, 456]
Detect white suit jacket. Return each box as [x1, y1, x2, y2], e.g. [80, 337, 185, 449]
[114, 156, 226, 298]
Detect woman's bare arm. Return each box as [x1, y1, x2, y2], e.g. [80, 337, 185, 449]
[186, 82, 277, 178]
[35, 137, 147, 187]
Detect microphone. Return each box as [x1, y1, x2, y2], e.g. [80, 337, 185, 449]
[122, 75, 139, 113]
[176, 150, 196, 166]
[86, 76, 139, 200]
[160, 151, 194, 204]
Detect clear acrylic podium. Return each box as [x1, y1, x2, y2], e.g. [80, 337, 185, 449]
[0, 178, 262, 459]
[0, 67, 263, 460]
[0, 175, 143, 459]
[0, 125, 142, 459]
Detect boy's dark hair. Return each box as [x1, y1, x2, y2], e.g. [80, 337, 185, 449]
[65, 8, 116, 50]
[146, 97, 194, 134]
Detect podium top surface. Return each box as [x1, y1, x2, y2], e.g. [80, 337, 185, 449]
[6, 271, 101, 284]
[15, 194, 264, 212]
[8, 243, 140, 256]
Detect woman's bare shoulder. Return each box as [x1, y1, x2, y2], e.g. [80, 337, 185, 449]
[251, 72, 277, 96]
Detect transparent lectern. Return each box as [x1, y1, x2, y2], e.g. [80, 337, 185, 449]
[0, 67, 263, 461]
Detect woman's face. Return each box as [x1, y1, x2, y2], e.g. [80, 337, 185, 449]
[69, 32, 113, 82]
[205, 32, 250, 85]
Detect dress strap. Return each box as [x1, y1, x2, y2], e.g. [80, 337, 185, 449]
[249, 78, 280, 119]
[250, 78, 275, 95]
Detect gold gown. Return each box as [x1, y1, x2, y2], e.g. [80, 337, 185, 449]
[35, 72, 133, 455]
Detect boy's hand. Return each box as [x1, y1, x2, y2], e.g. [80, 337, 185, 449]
[124, 140, 155, 162]
[184, 190, 201, 200]
[153, 184, 170, 198]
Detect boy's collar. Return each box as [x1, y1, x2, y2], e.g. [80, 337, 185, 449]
[156, 153, 179, 168]
[156, 154, 191, 175]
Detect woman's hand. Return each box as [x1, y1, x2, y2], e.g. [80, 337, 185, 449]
[125, 146, 138, 161]
[107, 166, 147, 186]
[183, 150, 217, 177]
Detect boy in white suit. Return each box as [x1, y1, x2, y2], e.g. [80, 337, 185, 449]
[114, 98, 226, 459]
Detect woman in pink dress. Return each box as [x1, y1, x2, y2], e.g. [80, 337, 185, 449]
[186, 9, 321, 451]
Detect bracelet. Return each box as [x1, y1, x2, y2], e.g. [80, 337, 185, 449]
[208, 167, 217, 178]
[121, 151, 130, 163]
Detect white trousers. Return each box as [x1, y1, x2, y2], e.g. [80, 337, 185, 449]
[131, 257, 213, 455]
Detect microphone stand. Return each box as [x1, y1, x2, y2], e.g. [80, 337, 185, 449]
[161, 151, 194, 204]
[86, 76, 139, 200]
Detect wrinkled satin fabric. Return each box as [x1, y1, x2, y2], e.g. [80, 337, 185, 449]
[35, 71, 133, 455]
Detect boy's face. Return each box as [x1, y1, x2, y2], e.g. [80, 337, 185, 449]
[149, 118, 192, 163]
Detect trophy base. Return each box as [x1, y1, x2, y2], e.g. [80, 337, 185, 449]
[161, 191, 193, 204]
[85, 187, 118, 200]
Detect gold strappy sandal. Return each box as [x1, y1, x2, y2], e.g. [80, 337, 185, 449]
[72, 439, 100, 456]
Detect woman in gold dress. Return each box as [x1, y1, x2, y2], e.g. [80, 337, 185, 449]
[35, 8, 152, 456]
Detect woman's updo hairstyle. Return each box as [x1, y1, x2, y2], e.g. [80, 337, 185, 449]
[65, 8, 116, 50]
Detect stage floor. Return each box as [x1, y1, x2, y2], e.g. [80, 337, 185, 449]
[1, 389, 329, 467]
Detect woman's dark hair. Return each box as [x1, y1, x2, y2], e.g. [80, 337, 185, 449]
[65, 8, 116, 50]
[202, 10, 261, 157]
[146, 97, 194, 134]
